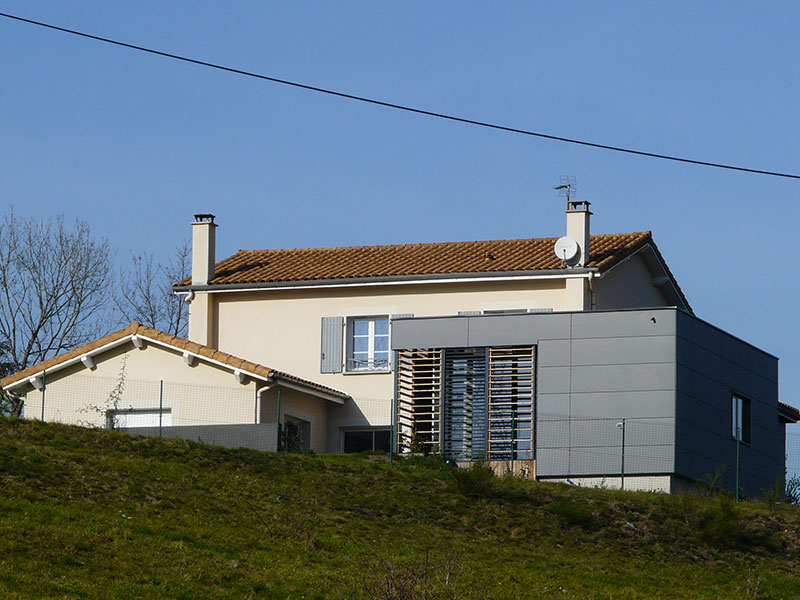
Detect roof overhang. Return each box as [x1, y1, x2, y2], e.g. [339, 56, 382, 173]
[3, 332, 349, 404]
[173, 268, 599, 294]
[779, 402, 800, 423]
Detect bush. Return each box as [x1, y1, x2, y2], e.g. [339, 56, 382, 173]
[698, 494, 742, 547]
[549, 499, 595, 529]
[450, 462, 496, 498]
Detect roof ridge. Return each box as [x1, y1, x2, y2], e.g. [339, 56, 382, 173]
[236, 231, 650, 254]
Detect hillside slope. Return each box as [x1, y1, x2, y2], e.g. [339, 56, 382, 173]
[0, 418, 798, 599]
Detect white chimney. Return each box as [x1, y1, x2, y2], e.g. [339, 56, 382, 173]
[191, 214, 217, 285]
[566, 200, 591, 267]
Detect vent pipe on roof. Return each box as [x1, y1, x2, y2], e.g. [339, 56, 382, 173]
[566, 200, 591, 267]
[191, 214, 217, 285]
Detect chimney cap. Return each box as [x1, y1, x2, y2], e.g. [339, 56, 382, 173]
[566, 200, 591, 213]
[193, 213, 216, 224]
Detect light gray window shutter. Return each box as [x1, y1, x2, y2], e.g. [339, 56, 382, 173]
[458, 310, 482, 316]
[320, 316, 344, 373]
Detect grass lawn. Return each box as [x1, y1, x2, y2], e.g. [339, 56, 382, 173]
[0, 417, 798, 599]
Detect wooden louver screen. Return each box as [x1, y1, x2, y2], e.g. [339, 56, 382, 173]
[443, 348, 487, 462]
[488, 346, 535, 461]
[396, 349, 443, 454]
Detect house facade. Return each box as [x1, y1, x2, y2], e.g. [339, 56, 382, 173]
[176, 203, 691, 453]
[5, 200, 795, 496]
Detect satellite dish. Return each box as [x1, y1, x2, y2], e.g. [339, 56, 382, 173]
[554, 236, 580, 264]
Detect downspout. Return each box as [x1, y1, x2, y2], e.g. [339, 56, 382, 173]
[587, 270, 602, 310]
[256, 379, 278, 450]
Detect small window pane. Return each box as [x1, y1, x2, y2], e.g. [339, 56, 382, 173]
[353, 337, 369, 353]
[353, 319, 370, 335]
[374, 319, 389, 335]
[374, 336, 389, 352]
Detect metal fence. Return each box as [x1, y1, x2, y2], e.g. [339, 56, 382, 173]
[19, 373, 280, 452]
[12, 376, 800, 498]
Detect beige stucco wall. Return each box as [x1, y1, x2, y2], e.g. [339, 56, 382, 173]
[213, 278, 567, 413]
[592, 254, 670, 310]
[16, 340, 330, 453]
[20, 342, 257, 428]
[260, 387, 329, 453]
[192, 267, 670, 434]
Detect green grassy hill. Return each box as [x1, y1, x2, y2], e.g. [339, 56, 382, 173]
[0, 418, 798, 599]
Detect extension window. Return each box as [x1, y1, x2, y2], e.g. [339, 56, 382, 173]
[731, 394, 751, 444]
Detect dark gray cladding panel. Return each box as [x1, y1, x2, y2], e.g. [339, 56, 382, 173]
[570, 363, 675, 393]
[465, 312, 571, 346]
[676, 310, 777, 381]
[567, 391, 675, 419]
[391, 317, 468, 349]
[674, 309, 781, 495]
[537, 339, 571, 367]
[537, 367, 571, 394]
[570, 335, 675, 366]
[571, 308, 676, 339]
[536, 448, 570, 475]
[536, 393, 571, 419]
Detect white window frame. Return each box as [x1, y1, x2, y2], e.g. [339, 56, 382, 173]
[731, 394, 751, 445]
[346, 316, 390, 373]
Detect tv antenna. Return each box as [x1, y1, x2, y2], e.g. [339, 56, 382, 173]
[554, 175, 577, 208]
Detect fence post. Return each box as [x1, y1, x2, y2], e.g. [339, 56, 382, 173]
[159, 380, 163, 438]
[41, 370, 46, 421]
[276, 388, 282, 452]
[735, 425, 740, 502]
[617, 418, 626, 490]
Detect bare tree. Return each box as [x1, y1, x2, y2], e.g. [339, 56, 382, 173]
[114, 239, 190, 337]
[0, 212, 113, 415]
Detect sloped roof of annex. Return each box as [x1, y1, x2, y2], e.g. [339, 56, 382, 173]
[1, 321, 350, 403]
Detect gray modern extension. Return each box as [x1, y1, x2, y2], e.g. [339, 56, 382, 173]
[391, 308, 798, 496]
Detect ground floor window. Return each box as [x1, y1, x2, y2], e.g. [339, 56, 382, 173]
[107, 408, 172, 429]
[343, 429, 391, 453]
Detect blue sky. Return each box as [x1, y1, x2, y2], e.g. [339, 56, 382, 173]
[2, 3, 799, 430]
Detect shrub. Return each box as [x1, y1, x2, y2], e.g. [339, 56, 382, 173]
[549, 499, 595, 529]
[450, 462, 496, 498]
[698, 494, 740, 546]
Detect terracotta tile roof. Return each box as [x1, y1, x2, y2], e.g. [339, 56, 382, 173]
[779, 402, 800, 423]
[1, 322, 349, 400]
[177, 232, 657, 288]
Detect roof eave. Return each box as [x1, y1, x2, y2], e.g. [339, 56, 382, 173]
[779, 403, 800, 423]
[173, 267, 600, 293]
[2, 328, 350, 404]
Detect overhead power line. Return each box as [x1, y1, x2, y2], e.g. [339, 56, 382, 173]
[2, 11, 799, 180]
